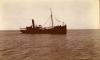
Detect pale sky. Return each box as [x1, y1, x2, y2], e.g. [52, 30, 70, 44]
[0, 0, 99, 30]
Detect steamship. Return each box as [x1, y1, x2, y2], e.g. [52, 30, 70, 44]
[20, 9, 67, 34]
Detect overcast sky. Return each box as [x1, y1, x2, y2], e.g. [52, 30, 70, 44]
[0, 0, 99, 30]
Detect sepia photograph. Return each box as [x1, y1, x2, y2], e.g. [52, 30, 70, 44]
[0, 0, 100, 60]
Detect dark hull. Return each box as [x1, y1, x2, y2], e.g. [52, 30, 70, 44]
[20, 25, 67, 34]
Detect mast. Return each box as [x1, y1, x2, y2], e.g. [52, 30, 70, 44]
[50, 8, 53, 28]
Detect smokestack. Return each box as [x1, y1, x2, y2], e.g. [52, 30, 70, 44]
[32, 19, 35, 28]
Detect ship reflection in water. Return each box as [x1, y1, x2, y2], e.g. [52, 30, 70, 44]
[0, 30, 100, 60]
[20, 9, 67, 34]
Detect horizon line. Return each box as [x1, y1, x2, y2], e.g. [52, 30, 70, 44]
[0, 29, 100, 30]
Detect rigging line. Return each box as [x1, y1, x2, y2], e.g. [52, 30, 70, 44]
[43, 16, 51, 26]
[53, 15, 63, 23]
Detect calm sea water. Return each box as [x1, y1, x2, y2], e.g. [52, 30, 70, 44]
[0, 30, 100, 60]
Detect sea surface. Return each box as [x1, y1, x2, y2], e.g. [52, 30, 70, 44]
[0, 30, 100, 60]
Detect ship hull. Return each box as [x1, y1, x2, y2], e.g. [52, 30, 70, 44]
[20, 25, 67, 34]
